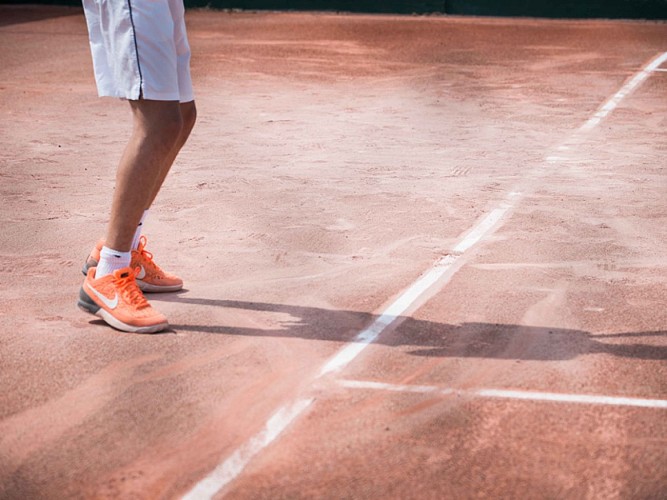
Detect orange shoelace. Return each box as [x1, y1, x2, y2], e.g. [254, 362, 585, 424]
[114, 269, 149, 308]
[135, 236, 162, 273]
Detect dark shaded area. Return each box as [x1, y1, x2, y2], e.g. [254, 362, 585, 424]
[192, 0, 667, 18]
[0, 0, 80, 5]
[186, 0, 445, 14]
[0, 4, 81, 27]
[2, 0, 666, 19]
[446, 0, 667, 19]
[151, 296, 667, 362]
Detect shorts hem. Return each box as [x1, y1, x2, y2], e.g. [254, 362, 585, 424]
[178, 92, 195, 104]
[140, 90, 183, 102]
[97, 90, 140, 100]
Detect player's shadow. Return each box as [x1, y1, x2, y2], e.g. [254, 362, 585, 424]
[153, 296, 667, 361]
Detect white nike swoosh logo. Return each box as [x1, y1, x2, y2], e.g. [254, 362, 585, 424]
[87, 283, 119, 309]
[136, 265, 146, 280]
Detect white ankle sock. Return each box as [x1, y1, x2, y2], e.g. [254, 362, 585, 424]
[96, 246, 131, 279]
[131, 210, 149, 250]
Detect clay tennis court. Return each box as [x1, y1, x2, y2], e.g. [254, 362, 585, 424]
[1, 4, 666, 498]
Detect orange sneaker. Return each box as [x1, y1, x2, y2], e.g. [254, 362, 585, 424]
[82, 236, 183, 293]
[78, 267, 168, 333]
[81, 238, 105, 275]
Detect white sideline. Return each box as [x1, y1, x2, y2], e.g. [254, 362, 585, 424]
[579, 51, 667, 132]
[182, 398, 313, 500]
[181, 52, 667, 500]
[339, 380, 667, 409]
[319, 197, 518, 377]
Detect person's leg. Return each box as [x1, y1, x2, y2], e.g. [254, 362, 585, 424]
[144, 100, 197, 210]
[114, 101, 195, 255]
[78, 1, 191, 332]
[105, 99, 184, 252]
[83, 99, 194, 291]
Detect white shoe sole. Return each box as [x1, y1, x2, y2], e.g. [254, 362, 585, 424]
[137, 280, 183, 293]
[97, 308, 168, 333]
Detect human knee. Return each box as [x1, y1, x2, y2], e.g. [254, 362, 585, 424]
[134, 100, 184, 146]
[181, 101, 197, 134]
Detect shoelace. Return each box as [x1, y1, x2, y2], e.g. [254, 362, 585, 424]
[136, 236, 162, 273]
[115, 270, 149, 308]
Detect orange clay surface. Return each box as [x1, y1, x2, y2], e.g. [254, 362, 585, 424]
[1, 5, 666, 499]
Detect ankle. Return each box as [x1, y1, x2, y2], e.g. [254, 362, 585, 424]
[95, 247, 131, 279]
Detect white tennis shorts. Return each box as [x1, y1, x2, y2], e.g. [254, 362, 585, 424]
[82, 0, 194, 102]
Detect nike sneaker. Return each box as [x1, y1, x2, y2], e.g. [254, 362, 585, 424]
[82, 236, 183, 293]
[77, 267, 169, 333]
[78, 267, 168, 333]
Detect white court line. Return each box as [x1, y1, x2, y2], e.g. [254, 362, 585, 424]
[319, 196, 518, 377]
[477, 389, 667, 408]
[339, 379, 667, 409]
[182, 52, 667, 500]
[182, 398, 314, 500]
[579, 51, 667, 132]
[341, 379, 455, 395]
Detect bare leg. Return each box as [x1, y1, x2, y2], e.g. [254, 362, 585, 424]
[105, 100, 184, 252]
[145, 100, 197, 210]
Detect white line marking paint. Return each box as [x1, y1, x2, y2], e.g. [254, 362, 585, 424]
[340, 379, 454, 395]
[339, 380, 667, 409]
[182, 52, 667, 500]
[579, 51, 667, 132]
[182, 398, 314, 500]
[320, 196, 517, 377]
[477, 389, 667, 409]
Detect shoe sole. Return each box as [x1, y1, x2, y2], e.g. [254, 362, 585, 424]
[82, 261, 182, 293]
[77, 287, 168, 334]
[137, 281, 183, 293]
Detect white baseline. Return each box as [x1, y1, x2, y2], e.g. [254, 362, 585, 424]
[339, 379, 667, 410]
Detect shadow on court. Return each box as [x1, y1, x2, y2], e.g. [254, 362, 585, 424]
[151, 296, 667, 362]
